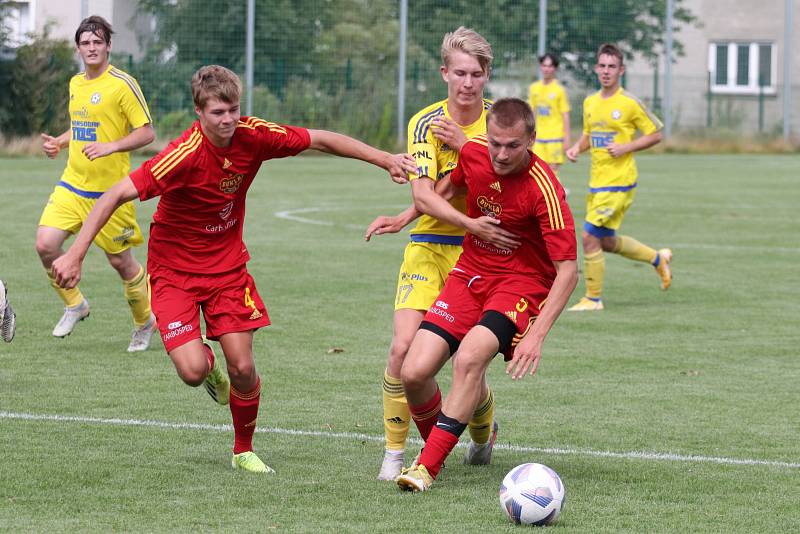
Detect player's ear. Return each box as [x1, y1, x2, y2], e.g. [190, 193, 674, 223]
[440, 64, 449, 82]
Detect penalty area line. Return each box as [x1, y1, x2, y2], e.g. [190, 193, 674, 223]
[1, 410, 798, 470]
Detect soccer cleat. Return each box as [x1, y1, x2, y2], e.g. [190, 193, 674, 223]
[127, 313, 156, 352]
[202, 340, 230, 405]
[0, 280, 16, 343]
[655, 248, 673, 291]
[464, 421, 498, 465]
[568, 296, 604, 311]
[377, 449, 405, 481]
[396, 464, 434, 492]
[231, 451, 275, 474]
[52, 299, 90, 337]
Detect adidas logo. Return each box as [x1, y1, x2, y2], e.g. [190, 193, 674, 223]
[505, 310, 517, 322]
[249, 309, 263, 320]
[489, 181, 502, 193]
[223, 158, 232, 169]
[386, 417, 405, 424]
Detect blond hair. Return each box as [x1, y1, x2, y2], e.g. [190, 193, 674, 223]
[191, 65, 242, 109]
[441, 27, 493, 73]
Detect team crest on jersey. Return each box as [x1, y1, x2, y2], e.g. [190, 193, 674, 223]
[219, 173, 243, 193]
[90, 92, 101, 104]
[611, 109, 622, 120]
[477, 196, 501, 217]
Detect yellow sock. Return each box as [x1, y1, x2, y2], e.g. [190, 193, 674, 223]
[123, 265, 151, 326]
[47, 269, 84, 308]
[613, 235, 657, 264]
[468, 389, 495, 444]
[583, 250, 605, 299]
[382, 370, 409, 451]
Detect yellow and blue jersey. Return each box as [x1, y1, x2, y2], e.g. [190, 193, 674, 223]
[406, 98, 491, 243]
[583, 87, 662, 189]
[528, 79, 570, 142]
[61, 65, 152, 195]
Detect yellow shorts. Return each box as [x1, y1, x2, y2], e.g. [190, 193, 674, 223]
[39, 184, 144, 255]
[584, 188, 637, 231]
[394, 241, 462, 311]
[532, 140, 565, 166]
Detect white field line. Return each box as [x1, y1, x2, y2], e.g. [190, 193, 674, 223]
[2, 410, 798, 470]
[273, 207, 800, 254]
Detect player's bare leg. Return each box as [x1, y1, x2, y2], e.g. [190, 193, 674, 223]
[220, 331, 274, 474]
[36, 226, 90, 336]
[379, 308, 425, 480]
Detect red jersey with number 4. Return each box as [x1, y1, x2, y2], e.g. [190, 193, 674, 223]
[449, 135, 577, 285]
[130, 117, 310, 274]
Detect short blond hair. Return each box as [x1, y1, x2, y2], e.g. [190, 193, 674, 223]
[191, 65, 242, 109]
[441, 26, 493, 74]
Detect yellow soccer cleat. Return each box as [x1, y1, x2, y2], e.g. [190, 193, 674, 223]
[202, 339, 230, 405]
[232, 451, 275, 474]
[396, 464, 434, 492]
[568, 296, 604, 311]
[655, 248, 673, 291]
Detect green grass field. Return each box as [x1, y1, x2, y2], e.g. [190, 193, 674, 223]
[1, 153, 798, 532]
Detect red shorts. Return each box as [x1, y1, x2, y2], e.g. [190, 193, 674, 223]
[423, 267, 551, 358]
[149, 264, 271, 352]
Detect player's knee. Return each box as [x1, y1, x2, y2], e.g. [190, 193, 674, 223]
[34, 237, 57, 263]
[226, 358, 255, 382]
[600, 237, 616, 252]
[176, 367, 205, 387]
[388, 337, 412, 368]
[400, 361, 429, 394]
[452, 347, 487, 381]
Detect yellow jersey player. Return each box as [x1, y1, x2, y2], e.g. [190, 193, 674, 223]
[365, 28, 520, 481]
[37, 16, 156, 349]
[565, 43, 671, 311]
[528, 53, 570, 173]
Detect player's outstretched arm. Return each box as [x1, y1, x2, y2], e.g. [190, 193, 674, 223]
[505, 259, 578, 380]
[82, 124, 156, 161]
[307, 129, 416, 184]
[51, 177, 140, 289]
[41, 129, 71, 159]
[565, 133, 589, 162]
[365, 205, 420, 241]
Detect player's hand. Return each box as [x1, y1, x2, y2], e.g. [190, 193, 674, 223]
[505, 334, 543, 380]
[467, 216, 521, 250]
[606, 142, 629, 158]
[365, 215, 405, 241]
[82, 141, 116, 161]
[565, 145, 579, 162]
[51, 253, 83, 290]
[431, 117, 468, 151]
[41, 133, 61, 159]
[385, 153, 416, 184]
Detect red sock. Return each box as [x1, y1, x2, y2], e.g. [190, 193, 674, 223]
[419, 425, 460, 479]
[408, 387, 441, 441]
[230, 377, 261, 454]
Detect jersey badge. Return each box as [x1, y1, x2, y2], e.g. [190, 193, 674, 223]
[223, 158, 232, 169]
[611, 109, 622, 120]
[90, 92, 102, 105]
[477, 196, 501, 218]
[219, 173, 243, 193]
[489, 181, 502, 193]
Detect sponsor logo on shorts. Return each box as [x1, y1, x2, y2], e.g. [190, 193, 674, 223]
[410, 273, 428, 281]
[477, 196, 501, 217]
[168, 320, 182, 330]
[219, 173, 243, 193]
[435, 300, 448, 310]
[164, 321, 193, 341]
[429, 306, 455, 323]
[112, 226, 136, 242]
[505, 310, 517, 322]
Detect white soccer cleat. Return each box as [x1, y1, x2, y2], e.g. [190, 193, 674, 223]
[52, 299, 90, 337]
[377, 449, 404, 481]
[0, 280, 16, 343]
[127, 313, 156, 352]
[464, 421, 498, 465]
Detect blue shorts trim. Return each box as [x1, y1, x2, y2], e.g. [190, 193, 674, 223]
[589, 183, 638, 193]
[584, 221, 616, 238]
[535, 138, 563, 144]
[409, 234, 464, 246]
[56, 181, 104, 199]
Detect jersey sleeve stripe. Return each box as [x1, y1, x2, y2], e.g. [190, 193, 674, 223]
[467, 136, 488, 147]
[237, 118, 287, 134]
[530, 163, 565, 230]
[412, 107, 444, 143]
[151, 129, 202, 180]
[621, 90, 664, 130]
[109, 68, 152, 123]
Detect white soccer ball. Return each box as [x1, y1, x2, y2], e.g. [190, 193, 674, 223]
[499, 463, 565, 526]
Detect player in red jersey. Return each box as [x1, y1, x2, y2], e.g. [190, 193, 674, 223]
[51, 65, 416, 474]
[394, 98, 578, 492]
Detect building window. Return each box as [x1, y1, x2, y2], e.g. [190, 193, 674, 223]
[708, 42, 776, 95]
[2, 0, 34, 47]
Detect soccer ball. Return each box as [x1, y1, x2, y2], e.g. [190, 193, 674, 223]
[499, 463, 565, 526]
